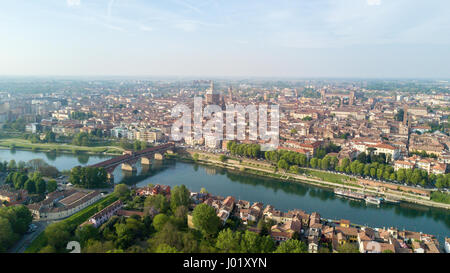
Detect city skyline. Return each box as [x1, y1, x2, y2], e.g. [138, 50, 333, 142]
[1, 0, 450, 78]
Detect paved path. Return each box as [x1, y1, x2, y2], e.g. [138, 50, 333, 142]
[8, 221, 52, 253]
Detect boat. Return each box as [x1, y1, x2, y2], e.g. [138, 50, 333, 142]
[384, 197, 401, 204]
[365, 196, 382, 205]
[445, 238, 450, 254]
[334, 188, 365, 200]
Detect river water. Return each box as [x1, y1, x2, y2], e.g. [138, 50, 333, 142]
[1, 149, 449, 243]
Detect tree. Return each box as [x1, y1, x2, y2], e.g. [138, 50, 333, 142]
[76, 225, 99, 246]
[69, 166, 108, 189]
[170, 185, 191, 213]
[7, 160, 16, 171]
[216, 228, 241, 253]
[155, 243, 179, 253]
[310, 158, 318, 169]
[47, 180, 58, 193]
[356, 152, 367, 164]
[274, 239, 307, 253]
[193, 153, 199, 161]
[239, 230, 262, 253]
[192, 204, 221, 237]
[114, 184, 130, 200]
[44, 131, 56, 143]
[277, 159, 289, 171]
[289, 165, 300, 174]
[175, 205, 188, 220]
[144, 194, 169, 214]
[152, 214, 170, 232]
[240, 230, 275, 253]
[45, 222, 71, 250]
[24, 179, 36, 194]
[0, 218, 15, 253]
[35, 178, 46, 195]
[114, 217, 145, 249]
[72, 132, 91, 146]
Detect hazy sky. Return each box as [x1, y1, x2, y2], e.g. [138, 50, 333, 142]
[1, 0, 450, 78]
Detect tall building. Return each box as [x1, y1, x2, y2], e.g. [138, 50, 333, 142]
[228, 86, 233, 102]
[206, 80, 220, 104]
[349, 91, 355, 105]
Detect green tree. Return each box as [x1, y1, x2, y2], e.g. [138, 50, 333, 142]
[155, 243, 180, 253]
[45, 222, 71, 250]
[152, 214, 170, 232]
[0, 218, 15, 253]
[35, 178, 46, 195]
[24, 179, 36, 194]
[47, 180, 58, 193]
[216, 228, 241, 253]
[144, 194, 169, 214]
[310, 158, 318, 169]
[114, 184, 130, 200]
[192, 204, 221, 237]
[76, 225, 99, 246]
[274, 239, 307, 253]
[170, 185, 191, 213]
[277, 159, 289, 170]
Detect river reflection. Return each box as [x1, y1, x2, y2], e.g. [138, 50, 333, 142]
[0, 149, 111, 171]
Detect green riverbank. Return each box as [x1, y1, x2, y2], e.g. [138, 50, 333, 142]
[0, 138, 124, 155]
[174, 151, 450, 210]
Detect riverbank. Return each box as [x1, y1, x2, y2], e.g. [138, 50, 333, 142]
[175, 150, 450, 210]
[0, 138, 124, 155]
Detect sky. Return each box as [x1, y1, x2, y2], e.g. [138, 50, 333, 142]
[0, 0, 450, 78]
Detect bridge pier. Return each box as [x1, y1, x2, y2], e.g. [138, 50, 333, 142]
[141, 156, 152, 165]
[121, 163, 136, 172]
[154, 153, 164, 160]
[107, 173, 114, 183]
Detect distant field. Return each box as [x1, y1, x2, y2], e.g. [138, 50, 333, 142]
[0, 138, 124, 154]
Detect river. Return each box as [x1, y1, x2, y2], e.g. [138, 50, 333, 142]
[1, 149, 449, 244]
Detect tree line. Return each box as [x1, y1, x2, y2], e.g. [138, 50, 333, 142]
[68, 166, 108, 189]
[4, 172, 57, 196]
[225, 142, 449, 189]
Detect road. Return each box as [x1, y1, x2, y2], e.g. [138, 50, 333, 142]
[8, 221, 52, 253]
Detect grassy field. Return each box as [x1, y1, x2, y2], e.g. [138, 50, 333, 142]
[25, 194, 118, 253]
[0, 138, 124, 154]
[302, 169, 356, 184]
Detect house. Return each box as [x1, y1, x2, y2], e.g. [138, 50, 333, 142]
[222, 196, 235, 211]
[340, 219, 350, 228]
[308, 236, 319, 253]
[270, 219, 302, 242]
[359, 241, 396, 253]
[307, 227, 321, 253]
[309, 212, 321, 228]
[335, 226, 359, 244]
[152, 184, 171, 196]
[88, 200, 123, 228]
